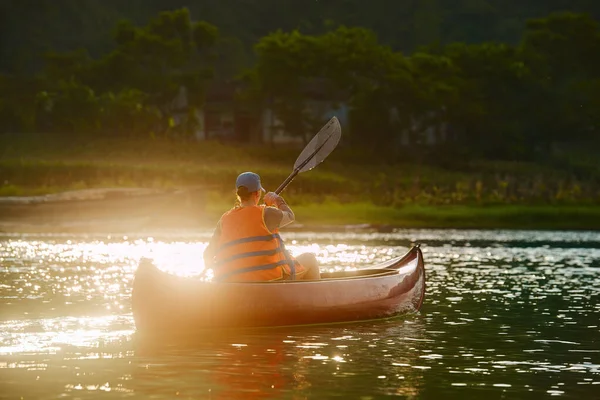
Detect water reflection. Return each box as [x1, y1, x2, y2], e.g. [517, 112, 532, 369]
[132, 318, 427, 399]
[1, 230, 600, 398]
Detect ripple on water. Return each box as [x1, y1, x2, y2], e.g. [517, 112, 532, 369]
[1, 230, 599, 398]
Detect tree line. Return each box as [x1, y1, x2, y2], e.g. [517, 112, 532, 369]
[4, 0, 600, 74]
[1, 7, 599, 162]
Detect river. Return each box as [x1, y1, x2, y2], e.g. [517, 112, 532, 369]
[1, 229, 599, 399]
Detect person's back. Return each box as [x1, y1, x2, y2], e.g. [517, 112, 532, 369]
[203, 171, 320, 282]
[212, 204, 290, 281]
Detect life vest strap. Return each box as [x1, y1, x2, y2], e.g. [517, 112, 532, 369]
[214, 248, 283, 266]
[214, 259, 290, 281]
[214, 231, 298, 281]
[217, 233, 281, 251]
[282, 249, 296, 280]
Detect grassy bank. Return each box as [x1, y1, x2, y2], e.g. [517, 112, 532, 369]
[2, 134, 600, 230]
[201, 200, 600, 230]
[290, 203, 600, 230]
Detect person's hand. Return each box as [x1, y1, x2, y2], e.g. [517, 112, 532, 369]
[264, 192, 284, 207]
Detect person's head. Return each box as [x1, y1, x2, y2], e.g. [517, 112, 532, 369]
[235, 172, 265, 205]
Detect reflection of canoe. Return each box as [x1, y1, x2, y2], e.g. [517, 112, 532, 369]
[132, 245, 425, 335]
[133, 319, 428, 399]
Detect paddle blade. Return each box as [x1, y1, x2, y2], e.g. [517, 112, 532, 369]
[293, 116, 342, 173]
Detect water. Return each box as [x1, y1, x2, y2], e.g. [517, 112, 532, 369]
[1, 229, 599, 399]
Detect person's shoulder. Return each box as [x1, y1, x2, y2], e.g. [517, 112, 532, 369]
[218, 207, 238, 225]
[222, 206, 240, 216]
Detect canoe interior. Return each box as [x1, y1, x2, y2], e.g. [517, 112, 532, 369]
[318, 268, 399, 280]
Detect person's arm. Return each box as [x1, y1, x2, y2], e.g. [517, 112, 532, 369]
[203, 219, 222, 268]
[263, 192, 295, 231]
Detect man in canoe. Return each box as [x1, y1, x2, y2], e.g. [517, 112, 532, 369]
[203, 171, 321, 282]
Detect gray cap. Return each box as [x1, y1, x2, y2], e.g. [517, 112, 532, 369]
[235, 172, 265, 192]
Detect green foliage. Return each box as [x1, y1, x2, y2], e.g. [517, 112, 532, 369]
[1, 6, 600, 165]
[240, 11, 600, 160]
[82, 7, 218, 100]
[0, 8, 219, 138]
[1, 134, 599, 209]
[247, 26, 403, 144]
[519, 12, 600, 145]
[3, 0, 600, 75]
[33, 81, 162, 137]
[2, 3, 600, 228]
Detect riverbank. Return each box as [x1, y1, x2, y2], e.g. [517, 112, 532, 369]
[2, 135, 599, 232]
[1, 189, 599, 233]
[290, 203, 600, 230]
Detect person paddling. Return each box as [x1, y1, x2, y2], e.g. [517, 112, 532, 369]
[203, 171, 320, 282]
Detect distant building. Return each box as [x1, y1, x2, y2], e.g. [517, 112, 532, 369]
[169, 81, 349, 145]
[390, 106, 449, 147]
[169, 81, 446, 147]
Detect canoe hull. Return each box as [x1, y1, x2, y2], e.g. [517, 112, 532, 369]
[132, 246, 425, 335]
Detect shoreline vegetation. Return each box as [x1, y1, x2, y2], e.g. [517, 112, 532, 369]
[2, 136, 599, 232]
[2, 195, 599, 233]
[2, 8, 600, 232]
[3, 10, 600, 170]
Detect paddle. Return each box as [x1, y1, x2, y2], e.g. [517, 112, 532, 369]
[274, 116, 342, 195]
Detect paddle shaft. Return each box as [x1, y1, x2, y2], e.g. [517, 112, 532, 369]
[274, 170, 299, 195]
[274, 131, 336, 195]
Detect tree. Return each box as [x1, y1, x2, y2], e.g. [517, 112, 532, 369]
[0, 74, 42, 133]
[439, 42, 535, 158]
[520, 12, 600, 145]
[248, 29, 326, 144]
[84, 8, 219, 105]
[248, 26, 403, 146]
[34, 80, 162, 137]
[35, 8, 219, 137]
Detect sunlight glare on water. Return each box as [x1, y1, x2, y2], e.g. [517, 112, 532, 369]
[1, 229, 599, 399]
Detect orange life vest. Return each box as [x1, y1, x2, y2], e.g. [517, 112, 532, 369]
[212, 205, 297, 282]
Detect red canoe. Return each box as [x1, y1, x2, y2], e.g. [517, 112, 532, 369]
[132, 245, 425, 335]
